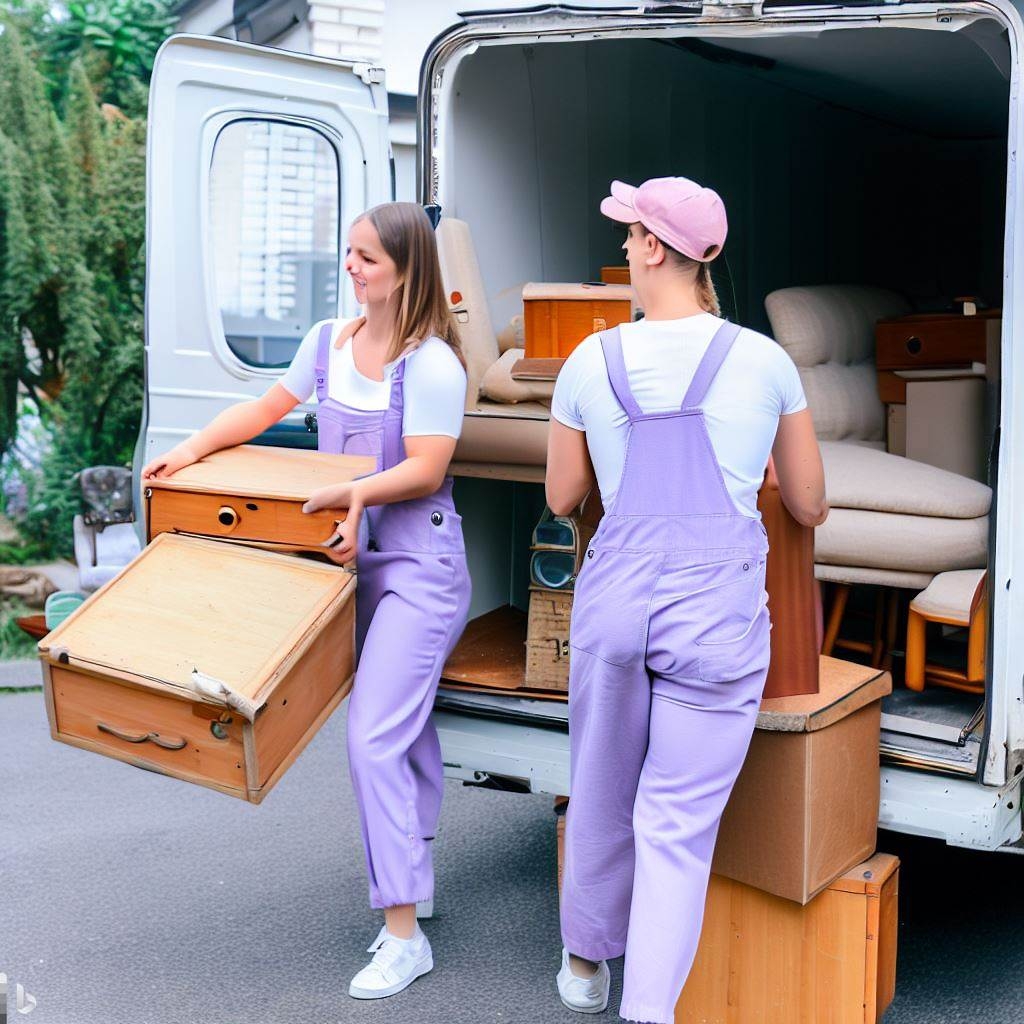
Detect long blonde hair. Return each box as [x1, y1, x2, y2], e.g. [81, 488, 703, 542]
[354, 202, 465, 366]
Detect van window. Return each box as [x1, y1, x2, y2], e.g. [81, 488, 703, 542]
[209, 119, 340, 368]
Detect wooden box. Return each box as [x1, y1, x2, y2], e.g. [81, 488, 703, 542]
[525, 588, 572, 691]
[712, 657, 891, 904]
[599, 265, 631, 285]
[38, 532, 357, 803]
[875, 310, 999, 371]
[145, 444, 375, 550]
[523, 282, 633, 358]
[676, 854, 899, 1024]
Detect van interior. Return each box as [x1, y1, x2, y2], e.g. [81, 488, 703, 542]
[430, 15, 1012, 780]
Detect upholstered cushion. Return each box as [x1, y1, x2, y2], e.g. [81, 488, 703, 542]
[454, 401, 550, 466]
[911, 569, 987, 622]
[815, 507, 988, 574]
[765, 285, 912, 442]
[436, 218, 500, 410]
[814, 564, 935, 590]
[479, 348, 555, 405]
[820, 442, 991, 519]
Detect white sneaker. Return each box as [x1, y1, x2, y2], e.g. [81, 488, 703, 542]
[556, 947, 610, 1014]
[348, 925, 433, 1000]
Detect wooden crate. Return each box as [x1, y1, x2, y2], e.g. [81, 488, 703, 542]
[145, 444, 375, 550]
[38, 533, 356, 803]
[523, 283, 633, 358]
[525, 588, 572, 691]
[676, 854, 899, 1024]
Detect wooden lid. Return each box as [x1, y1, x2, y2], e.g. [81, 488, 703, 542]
[38, 533, 355, 710]
[755, 656, 892, 733]
[146, 445, 376, 501]
[522, 282, 633, 302]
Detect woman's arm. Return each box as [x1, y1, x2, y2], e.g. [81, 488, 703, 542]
[546, 419, 597, 516]
[303, 434, 457, 563]
[141, 383, 300, 479]
[771, 409, 829, 527]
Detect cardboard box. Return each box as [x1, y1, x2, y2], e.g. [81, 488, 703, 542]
[712, 656, 891, 904]
[676, 853, 899, 1024]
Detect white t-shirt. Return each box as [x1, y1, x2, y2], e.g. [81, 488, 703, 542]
[280, 318, 467, 438]
[551, 313, 807, 518]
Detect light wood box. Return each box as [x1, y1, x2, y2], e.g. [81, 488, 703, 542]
[38, 532, 357, 803]
[145, 445, 375, 550]
[523, 282, 633, 358]
[676, 853, 899, 1024]
[599, 265, 631, 285]
[525, 588, 572, 691]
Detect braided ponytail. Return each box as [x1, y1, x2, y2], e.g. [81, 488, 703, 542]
[695, 262, 721, 317]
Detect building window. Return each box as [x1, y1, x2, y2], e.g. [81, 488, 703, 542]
[209, 119, 340, 368]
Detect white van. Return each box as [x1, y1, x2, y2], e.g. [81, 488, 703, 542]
[141, 3, 1024, 853]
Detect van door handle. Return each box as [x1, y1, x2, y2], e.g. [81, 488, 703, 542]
[97, 722, 188, 750]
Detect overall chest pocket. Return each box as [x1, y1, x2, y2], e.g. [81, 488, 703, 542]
[569, 549, 664, 667]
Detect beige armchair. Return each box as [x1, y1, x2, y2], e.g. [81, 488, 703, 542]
[764, 285, 991, 661]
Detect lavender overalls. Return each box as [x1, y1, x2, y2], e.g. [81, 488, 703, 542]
[314, 320, 471, 910]
[561, 322, 771, 1024]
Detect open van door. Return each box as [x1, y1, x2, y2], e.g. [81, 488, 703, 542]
[140, 35, 391, 469]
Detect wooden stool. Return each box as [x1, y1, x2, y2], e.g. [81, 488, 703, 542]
[822, 583, 900, 670]
[905, 569, 987, 693]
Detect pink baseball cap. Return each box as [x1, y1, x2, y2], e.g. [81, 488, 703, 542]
[600, 176, 727, 262]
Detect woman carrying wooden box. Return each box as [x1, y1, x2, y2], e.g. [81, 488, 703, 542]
[546, 177, 828, 1022]
[143, 203, 470, 1001]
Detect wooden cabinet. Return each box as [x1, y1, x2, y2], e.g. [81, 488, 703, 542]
[676, 854, 899, 1024]
[39, 533, 357, 803]
[145, 445, 374, 550]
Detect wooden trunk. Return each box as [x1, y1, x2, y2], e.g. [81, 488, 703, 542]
[38, 533, 357, 803]
[523, 282, 633, 358]
[676, 854, 899, 1024]
[145, 444, 375, 550]
[525, 588, 572, 691]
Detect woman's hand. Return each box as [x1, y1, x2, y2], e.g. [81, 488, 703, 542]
[303, 481, 354, 514]
[304, 482, 361, 566]
[321, 495, 363, 566]
[142, 441, 201, 480]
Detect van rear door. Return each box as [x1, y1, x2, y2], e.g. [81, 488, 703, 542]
[141, 34, 390, 464]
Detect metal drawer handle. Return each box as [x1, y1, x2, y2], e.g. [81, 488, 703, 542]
[97, 722, 187, 750]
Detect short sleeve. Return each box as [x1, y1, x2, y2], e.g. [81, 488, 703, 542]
[775, 346, 808, 416]
[550, 336, 596, 432]
[279, 319, 333, 403]
[401, 338, 468, 438]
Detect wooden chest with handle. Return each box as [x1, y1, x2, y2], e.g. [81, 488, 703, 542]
[523, 282, 633, 359]
[38, 532, 357, 803]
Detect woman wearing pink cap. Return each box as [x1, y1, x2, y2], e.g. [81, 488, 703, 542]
[547, 176, 828, 1021]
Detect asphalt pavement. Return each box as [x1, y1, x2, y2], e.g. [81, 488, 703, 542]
[3, 665, 1024, 1024]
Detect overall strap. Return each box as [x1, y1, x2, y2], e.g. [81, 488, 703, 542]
[680, 320, 742, 410]
[598, 327, 643, 422]
[313, 321, 333, 402]
[379, 353, 407, 472]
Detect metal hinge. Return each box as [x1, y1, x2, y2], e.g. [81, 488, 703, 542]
[354, 63, 386, 87]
